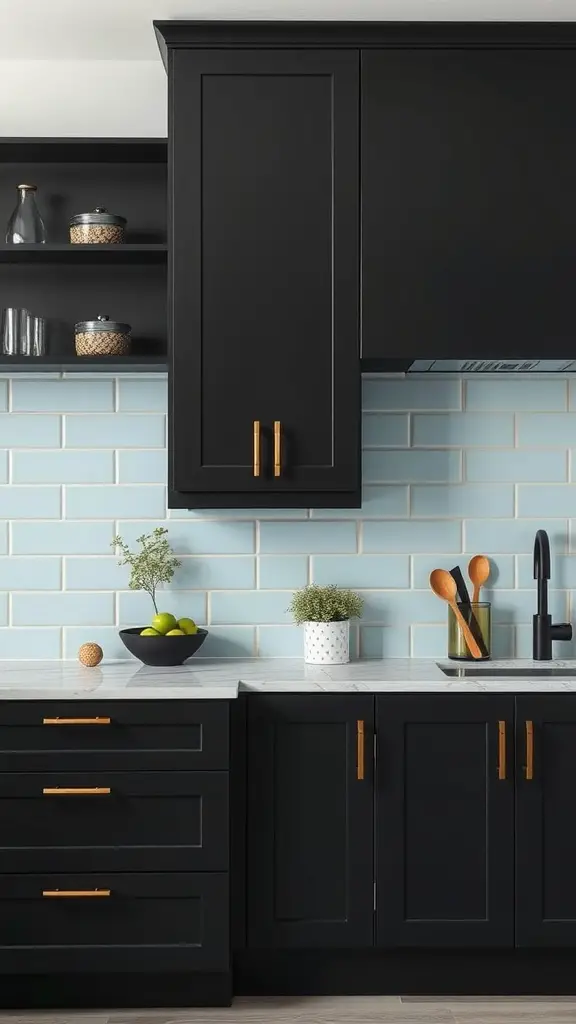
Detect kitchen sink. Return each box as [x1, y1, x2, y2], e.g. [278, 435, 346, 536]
[439, 666, 576, 677]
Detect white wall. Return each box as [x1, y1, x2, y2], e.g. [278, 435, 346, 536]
[0, 61, 167, 137]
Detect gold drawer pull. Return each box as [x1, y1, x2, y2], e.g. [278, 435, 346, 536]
[498, 721, 506, 780]
[274, 420, 282, 477]
[43, 717, 111, 726]
[525, 720, 534, 780]
[42, 787, 111, 796]
[253, 420, 261, 477]
[43, 889, 111, 898]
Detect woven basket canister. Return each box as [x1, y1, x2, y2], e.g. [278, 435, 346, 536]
[75, 314, 131, 356]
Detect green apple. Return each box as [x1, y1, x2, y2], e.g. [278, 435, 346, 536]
[178, 617, 198, 635]
[166, 628, 185, 636]
[140, 627, 160, 636]
[151, 612, 177, 635]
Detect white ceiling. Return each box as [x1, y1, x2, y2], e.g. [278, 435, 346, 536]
[1, 0, 575, 61]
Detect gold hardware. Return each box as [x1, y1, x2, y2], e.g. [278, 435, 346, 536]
[274, 420, 281, 477]
[498, 721, 506, 780]
[525, 720, 534, 780]
[42, 717, 111, 725]
[253, 420, 261, 478]
[357, 719, 365, 780]
[42, 889, 111, 898]
[42, 787, 111, 796]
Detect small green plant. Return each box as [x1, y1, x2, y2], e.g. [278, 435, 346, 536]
[112, 527, 181, 615]
[289, 584, 364, 624]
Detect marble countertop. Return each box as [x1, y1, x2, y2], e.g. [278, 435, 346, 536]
[1, 658, 576, 699]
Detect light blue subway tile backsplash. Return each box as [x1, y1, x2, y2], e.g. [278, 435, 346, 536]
[465, 450, 567, 483]
[2, 372, 576, 659]
[118, 450, 167, 484]
[363, 450, 462, 484]
[363, 378, 461, 411]
[13, 450, 115, 484]
[65, 414, 165, 448]
[12, 380, 115, 412]
[413, 412, 515, 448]
[466, 379, 567, 412]
[65, 485, 166, 520]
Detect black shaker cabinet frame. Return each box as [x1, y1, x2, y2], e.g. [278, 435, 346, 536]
[246, 695, 374, 949]
[168, 48, 360, 508]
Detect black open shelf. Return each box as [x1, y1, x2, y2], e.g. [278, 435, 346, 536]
[0, 355, 168, 373]
[0, 138, 167, 163]
[0, 244, 168, 264]
[0, 136, 168, 372]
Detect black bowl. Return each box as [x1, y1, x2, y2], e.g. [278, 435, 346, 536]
[119, 627, 208, 667]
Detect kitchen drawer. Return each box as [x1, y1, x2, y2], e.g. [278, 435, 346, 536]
[0, 700, 229, 771]
[0, 771, 229, 872]
[0, 872, 229, 973]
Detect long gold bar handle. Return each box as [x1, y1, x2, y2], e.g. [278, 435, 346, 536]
[357, 720, 365, 781]
[525, 720, 534, 780]
[498, 721, 506, 780]
[43, 717, 111, 726]
[43, 787, 111, 796]
[43, 890, 111, 898]
[253, 420, 261, 478]
[274, 420, 281, 478]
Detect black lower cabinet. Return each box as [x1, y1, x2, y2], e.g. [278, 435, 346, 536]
[515, 695, 576, 947]
[246, 695, 374, 948]
[376, 695, 514, 947]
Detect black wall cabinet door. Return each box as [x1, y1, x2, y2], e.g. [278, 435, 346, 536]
[376, 695, 514, 947]
[170, 49, 360, 507]
[362, 48, 576, 364]
[247, 695, 374, 948]
[515, 696, 576, 947]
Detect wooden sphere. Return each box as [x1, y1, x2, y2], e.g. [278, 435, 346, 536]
[78, 642, 103, 668]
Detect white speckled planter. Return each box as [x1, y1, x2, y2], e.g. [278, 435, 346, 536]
[304, 620, 350, 665]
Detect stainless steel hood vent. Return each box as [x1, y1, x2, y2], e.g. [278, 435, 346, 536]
[409, 359, 576, 373]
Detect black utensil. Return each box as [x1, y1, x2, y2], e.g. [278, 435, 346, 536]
[450, 566, 489, 659]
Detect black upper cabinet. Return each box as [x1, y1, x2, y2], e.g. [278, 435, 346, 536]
[247, 695, 374, 948]
[376, 695, 514, 948]
[515, 696, 576, 947]
[362, 48, 576, 363]
[168, 48, 360, 508]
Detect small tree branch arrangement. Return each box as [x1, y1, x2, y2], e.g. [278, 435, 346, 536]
[112, 527, 181, 615]
[289, 583, 363, 624]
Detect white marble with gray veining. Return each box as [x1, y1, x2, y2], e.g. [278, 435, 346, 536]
[1, 658, 576, 699]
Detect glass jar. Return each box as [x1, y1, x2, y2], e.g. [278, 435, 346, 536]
[70, 208, 126, 244]
[6, 185, 47, 244]
[448, 602, 491, 660]
[75, 315, 131, 356]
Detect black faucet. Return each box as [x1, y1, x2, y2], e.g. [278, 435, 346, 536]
[533, 529, 572, 660]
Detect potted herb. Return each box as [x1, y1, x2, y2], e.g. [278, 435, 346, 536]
[289, 584, 363, 665]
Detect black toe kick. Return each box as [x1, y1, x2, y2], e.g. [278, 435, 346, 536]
[234, 950, 576, 997]
[0, 972, 232, 1010]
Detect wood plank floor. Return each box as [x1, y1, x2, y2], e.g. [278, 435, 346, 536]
[2, 998, 576, 1023]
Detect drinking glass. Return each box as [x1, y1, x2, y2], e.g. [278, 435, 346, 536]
[2, 307, 30, 355]
[21, 315, 46, 356]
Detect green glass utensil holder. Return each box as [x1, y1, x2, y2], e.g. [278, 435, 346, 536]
[448, 602, 491, 660]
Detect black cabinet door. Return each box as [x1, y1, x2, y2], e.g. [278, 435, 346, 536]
[247, 695, 374, 948]
[515, 696, 576, 947]
[170, 49, 359, 506]
[376, 695, 514, 947]
[362, 48, 576, 364]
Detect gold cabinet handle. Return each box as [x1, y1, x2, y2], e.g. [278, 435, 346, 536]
[525, 720, 534, 780]
[357, 719, 365, 780]
[42, 787, 111, 796]
[498, 721, 506, 780]
[274, 420, 281, 478]
[43, 717, 111, 726]
[253, 420, 261, 478]
[42, 889, 111, 898]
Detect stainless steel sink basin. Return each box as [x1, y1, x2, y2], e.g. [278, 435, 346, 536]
[439, 666, 576, 677]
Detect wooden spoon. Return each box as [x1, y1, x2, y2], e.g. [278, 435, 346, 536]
[429, 568, 483, 660]
[468, 554, 490, 604]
